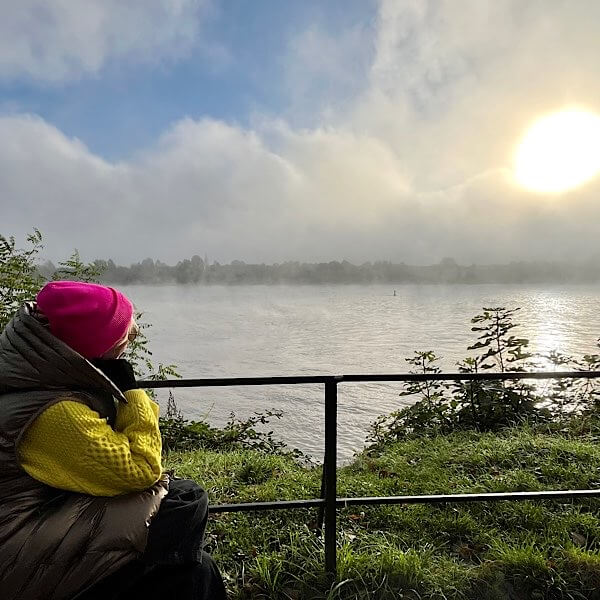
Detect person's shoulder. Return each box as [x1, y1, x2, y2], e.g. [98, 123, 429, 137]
[36, 398, 105, 423]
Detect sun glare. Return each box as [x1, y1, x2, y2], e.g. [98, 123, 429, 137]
[514, 109, 600, 194]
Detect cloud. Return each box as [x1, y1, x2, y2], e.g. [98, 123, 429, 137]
[2, 0, 600, 265]
[0, 0, 213, 83]
[0, 115, 302, 262]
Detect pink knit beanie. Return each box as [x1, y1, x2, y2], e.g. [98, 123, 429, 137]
[36, 281, 134, 359]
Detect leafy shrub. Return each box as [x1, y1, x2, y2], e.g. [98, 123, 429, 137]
[367, 307, 600, 451]
[1, 229, 47, 330]
[159, 394, 303, 459]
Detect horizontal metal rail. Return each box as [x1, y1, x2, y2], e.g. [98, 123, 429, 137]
[210, 489, 600, 513]
[139, 370, 600, 576]
[139, 370, 600, 388]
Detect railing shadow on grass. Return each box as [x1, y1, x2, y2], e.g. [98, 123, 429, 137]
[138, 370, 600, 576]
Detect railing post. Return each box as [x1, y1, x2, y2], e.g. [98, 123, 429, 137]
[317, 463, 326, 534]
[324, 378, 338, 577]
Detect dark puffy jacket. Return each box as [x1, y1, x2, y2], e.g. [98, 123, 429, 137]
[0, 304, 169, 600]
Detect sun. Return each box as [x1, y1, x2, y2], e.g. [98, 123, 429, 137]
[513, 109, 600, 194]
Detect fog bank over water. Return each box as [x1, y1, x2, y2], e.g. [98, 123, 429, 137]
[123, 283, 600, 460]
[39, 257, 600, 285]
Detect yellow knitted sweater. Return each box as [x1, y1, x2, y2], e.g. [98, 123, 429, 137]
[18, 389, 163, 497]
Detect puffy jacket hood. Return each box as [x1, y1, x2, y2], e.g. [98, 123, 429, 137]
[0, 303, 126, 401]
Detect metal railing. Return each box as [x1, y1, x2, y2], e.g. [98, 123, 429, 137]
[139, 370, 600, 576]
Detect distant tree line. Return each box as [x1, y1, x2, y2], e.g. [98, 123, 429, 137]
[34, 255, 600, 285]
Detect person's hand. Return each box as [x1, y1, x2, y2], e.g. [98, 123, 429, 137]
[89, 358, 138, 392]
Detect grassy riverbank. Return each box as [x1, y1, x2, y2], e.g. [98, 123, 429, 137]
[165, 427, 600, 599]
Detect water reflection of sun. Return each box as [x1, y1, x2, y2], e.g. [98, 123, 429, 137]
[526, 331, 563, 408]
[526, 297, 570, 370]
[534, 329, 567, 369]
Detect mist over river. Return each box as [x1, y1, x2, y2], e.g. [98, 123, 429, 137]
[120, 284, 600, 461]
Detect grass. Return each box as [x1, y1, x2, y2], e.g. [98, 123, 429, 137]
[165, 428, 600, 599]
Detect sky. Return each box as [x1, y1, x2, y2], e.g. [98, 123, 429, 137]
[1, 0, 600, 266]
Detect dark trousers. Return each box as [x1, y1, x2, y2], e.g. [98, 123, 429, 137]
[75, 479, 227, 600]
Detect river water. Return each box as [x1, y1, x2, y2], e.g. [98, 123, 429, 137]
[119, 284, 600, 460]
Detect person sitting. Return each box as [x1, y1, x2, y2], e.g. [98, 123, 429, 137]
[0, 281, 227, 600]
